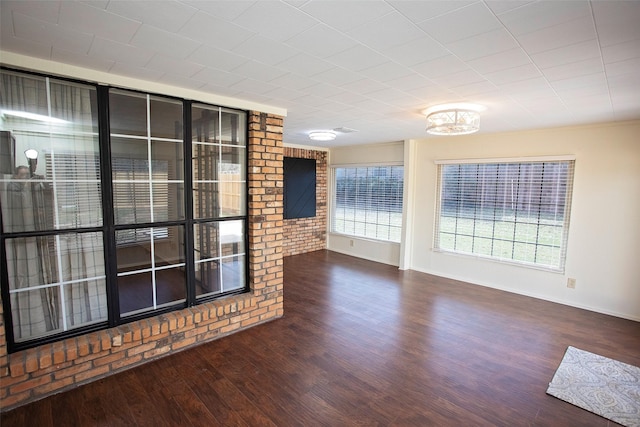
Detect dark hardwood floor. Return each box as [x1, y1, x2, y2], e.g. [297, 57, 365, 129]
[3, 250, 639, 426]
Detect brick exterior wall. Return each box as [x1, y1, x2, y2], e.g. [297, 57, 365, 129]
[0, 111, 284, 412]
[283, 148, 327, 257]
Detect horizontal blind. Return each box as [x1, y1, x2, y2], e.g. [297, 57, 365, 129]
[45, 152, 102, 229]
[112, 158, 169, 243]
[333, 165, 403, 242]
[434, 160, 575, 271]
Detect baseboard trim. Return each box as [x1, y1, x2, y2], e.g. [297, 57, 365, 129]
[409, 266, 640, 323]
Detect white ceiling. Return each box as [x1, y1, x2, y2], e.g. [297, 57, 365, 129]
[1, 0, 639, 147]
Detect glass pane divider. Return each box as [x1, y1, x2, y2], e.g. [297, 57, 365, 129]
[195, 253, 245, 264]
[8, 274, 108, 293]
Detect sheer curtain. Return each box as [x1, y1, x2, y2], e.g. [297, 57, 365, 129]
[1, 71, 107, 341]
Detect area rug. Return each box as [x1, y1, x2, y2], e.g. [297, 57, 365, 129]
[547, 346, 640, 427]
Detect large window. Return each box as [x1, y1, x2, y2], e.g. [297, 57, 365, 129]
[332, 166, 403, 242]
[0, 69, 247, 350]
[434, 158, 575, 271]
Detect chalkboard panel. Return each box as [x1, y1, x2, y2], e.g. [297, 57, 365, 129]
[284, 157, 316, 219]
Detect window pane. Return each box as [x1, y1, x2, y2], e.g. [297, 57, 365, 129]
[118, 271, 152, 315]
[116, 229, 151, 273]
[156, 267, 186, 306]
[109, 90, 147, 136]
[64, 278, 108, 330]
[193, 182, 219, 219]
[194, 220, 245, 297]
[220, 181, 245, 217]
[6, 233, 105, 289]
[222, 255, 245, 292]
[332, 166, 403, 243]
[111, 138, 148, 169]
[118, 267, 186, 316]
[221, 109, 246, 146]
[195, 259, 220, 297]
[149, 97, 182, 140]
[111, 138, 184, 224]
[154, 226, 185, 267]
[116, 225, 185, 315]
[116, 226, 184, 272]
[113, 182, 152, 225]
[220, 220, 244, 256]
[0, 71, 101, 233]
[435, 160, 574, 270]
[152, 140, 184, 180]
[153, 182, 185, 221]
[192, 105, 245, 221]
[6, 231, 107, 342]
[11, 288, 62, 341]
[194, 222, 219, 261]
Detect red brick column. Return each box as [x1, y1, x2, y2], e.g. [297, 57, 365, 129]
[282, 148, 327, 256]
[247, 111, 284, 316]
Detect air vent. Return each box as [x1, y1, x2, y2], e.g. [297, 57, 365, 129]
[333, 127, 359, 134]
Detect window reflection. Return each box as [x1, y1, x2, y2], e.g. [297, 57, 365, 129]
[192, 104, 246, 219]
[1, 70, 248, 346]
[194, 220, 244, 298]
[116, 226, 186, 316]
[0, 70, 106, 342]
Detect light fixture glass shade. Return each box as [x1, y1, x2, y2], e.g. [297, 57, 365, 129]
[426, 109, 480, 136]
[24, 149, 39, 160]
[309, 131, 336, 141]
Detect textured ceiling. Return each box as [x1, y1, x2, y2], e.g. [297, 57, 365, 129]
[1, 0, 639, 147]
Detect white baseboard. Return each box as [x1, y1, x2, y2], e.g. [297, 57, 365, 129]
[409, 266, 640, 323]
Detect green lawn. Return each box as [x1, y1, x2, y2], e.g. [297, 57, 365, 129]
[333, 209, 565, 268]
[438, 216, 564, 267]
[333, 208, 402, 242]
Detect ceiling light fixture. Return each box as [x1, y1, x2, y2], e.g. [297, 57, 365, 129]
[309, 131, 337, 141]
[423, 103, 485, 136]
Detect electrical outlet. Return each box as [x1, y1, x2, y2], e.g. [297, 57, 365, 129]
[349, 240, 354, 247]
[567, 278, 576, 289]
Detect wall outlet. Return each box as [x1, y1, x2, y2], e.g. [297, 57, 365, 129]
[567, 278, 576, 289]
[349, 239, 354, 247]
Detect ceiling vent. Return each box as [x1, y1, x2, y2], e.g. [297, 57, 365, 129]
[333, 127, 359, 134]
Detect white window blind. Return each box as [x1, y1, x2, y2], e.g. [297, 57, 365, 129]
[112, 157, 170, 244]
[332, 166, 403, 242]
[434, 159, 575, 271]
[45, 152, 102, 229]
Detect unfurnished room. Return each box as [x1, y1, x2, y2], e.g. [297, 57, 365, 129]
[0, 1, 639, 426]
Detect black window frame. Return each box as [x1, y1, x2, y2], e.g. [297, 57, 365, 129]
[0, 67, 249, 353]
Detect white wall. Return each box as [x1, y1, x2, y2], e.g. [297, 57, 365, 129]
[408, 121, 640, 321]
[328, 141, 403, 266]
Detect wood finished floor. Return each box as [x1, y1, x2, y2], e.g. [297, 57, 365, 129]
[2, 250, 639, 426]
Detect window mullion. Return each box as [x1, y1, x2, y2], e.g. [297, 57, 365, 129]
[97, 85, 120, 326]
[183, 102, 196, 306]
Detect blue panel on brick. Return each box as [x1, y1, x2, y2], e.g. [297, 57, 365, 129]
[284, 157, 316, 219]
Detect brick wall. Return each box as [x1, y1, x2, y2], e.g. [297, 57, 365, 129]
[0, 111, 284, 412]
[283, 148, 327, 257]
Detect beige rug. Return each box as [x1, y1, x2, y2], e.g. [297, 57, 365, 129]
[547, 346, 640, 427]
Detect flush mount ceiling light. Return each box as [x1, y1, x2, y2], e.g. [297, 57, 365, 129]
[308, 130, 337, 141]
[423, 103, 485, 136]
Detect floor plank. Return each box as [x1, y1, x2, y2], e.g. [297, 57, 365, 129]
[2, 250, 639, 426]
